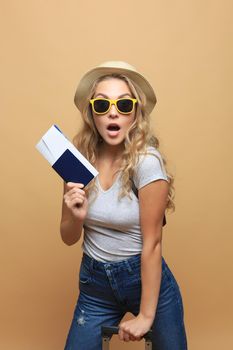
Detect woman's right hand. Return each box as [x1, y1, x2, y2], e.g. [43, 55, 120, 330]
[63, 182, 88, 221]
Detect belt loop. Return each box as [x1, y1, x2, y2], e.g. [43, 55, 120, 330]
[89, 256, 94, 273]
[125, 260, 133, 274]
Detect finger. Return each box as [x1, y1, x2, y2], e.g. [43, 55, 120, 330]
[67, 182, 84, 189]
[69, 193, 85, 202]
[123, 332, 130, 342]
[67, 186, 85, 194]
[129, 334, 137, 341]
[64, 188, 85, 201]
[118, 328, 125, 341]
[119, 327, 130, 342]
[65, 197, 84, 209]
[70, 197, 85, 207]
[135, 335, 143, 341]
[118, 328, 126, 341]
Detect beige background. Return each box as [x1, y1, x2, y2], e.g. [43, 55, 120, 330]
[1, 1, 232, 349]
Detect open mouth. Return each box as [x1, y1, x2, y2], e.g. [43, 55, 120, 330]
[107, 124, 120, 131]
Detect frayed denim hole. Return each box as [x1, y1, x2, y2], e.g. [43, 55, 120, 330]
[76, 308, 87, 327]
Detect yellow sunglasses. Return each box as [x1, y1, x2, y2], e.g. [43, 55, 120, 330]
[90, 98, 137, 115]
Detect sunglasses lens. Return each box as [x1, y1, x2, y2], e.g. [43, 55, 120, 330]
[93, 99, 110, 113]
[117, 99, 134, 113]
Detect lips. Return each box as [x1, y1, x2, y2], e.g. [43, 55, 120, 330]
[107, 123, 121, 131]
[106, 123, 121, 137]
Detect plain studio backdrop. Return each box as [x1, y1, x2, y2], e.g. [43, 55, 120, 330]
[0, 1, 232, 349]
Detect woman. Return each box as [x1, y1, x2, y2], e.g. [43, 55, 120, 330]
[60, 61, 188, 349]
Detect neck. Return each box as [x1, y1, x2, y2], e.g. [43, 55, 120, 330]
[97, 142, 124, 162]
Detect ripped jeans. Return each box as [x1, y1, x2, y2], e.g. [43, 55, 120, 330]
[64, 252, 188, 350]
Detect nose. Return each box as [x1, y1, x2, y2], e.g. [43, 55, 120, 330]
[108, 103, 118, 118]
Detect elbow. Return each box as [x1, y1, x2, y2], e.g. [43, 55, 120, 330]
[60, 227, 80, 246]
[61, 237, 77, 246]
[142, 240, 162, 256]
[141, 225, 163, 254]
[60, 234, 79, 246]
[59, 217, 83, 246]
[153, 241, 162, 254]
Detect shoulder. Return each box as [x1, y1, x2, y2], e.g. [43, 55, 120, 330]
[133, 146, 169, 190]
[138, 146, 164, 164]
[136, 146, 165, 173]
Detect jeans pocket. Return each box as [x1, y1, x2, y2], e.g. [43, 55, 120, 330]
[79, 262, 92, 285]
[164, 264, 181, 291]
[123, 267, 142, 289]
[159, 265, 176, 296]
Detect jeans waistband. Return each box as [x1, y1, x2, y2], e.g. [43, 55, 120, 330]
[81, 252, 166, 272]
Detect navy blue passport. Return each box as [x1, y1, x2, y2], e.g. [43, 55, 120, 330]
[36, 125, 99, 186]
[52, 149, 95, 185]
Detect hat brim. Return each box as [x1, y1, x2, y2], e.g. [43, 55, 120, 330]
[74, 66, 157, 115]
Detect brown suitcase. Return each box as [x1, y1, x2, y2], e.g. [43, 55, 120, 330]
[101, 326, 152, 350]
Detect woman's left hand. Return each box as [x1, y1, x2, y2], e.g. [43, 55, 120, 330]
[118, 313, 154, 342]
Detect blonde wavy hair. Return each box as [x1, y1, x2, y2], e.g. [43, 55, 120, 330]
[73, 73, 175, 213]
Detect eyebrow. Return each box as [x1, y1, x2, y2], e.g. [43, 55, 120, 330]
[94, 93, 132, 98]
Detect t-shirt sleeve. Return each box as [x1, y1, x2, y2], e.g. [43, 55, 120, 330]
[133, 148, 169, 190]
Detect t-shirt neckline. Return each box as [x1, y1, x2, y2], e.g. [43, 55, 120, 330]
[96, 172, 121, 193]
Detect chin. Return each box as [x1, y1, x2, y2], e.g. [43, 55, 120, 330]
[104, 137, 125, 146]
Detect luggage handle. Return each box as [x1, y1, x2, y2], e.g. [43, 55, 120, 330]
[101, 325, 152, 342]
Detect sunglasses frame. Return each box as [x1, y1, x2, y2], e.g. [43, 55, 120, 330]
[90, 97, 138, 115]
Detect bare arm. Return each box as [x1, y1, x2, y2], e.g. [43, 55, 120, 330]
[119, 178, 169, 341]
[60, 181, 88, 246]
[139, 179, 169, 320]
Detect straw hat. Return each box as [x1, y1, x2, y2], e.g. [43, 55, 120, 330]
[74, 61, 157, 115]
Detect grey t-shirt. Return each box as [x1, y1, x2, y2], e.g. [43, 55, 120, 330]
[82, 147, 169, 262]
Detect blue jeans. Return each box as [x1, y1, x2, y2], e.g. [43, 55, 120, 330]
[64, 253, 188, 350]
